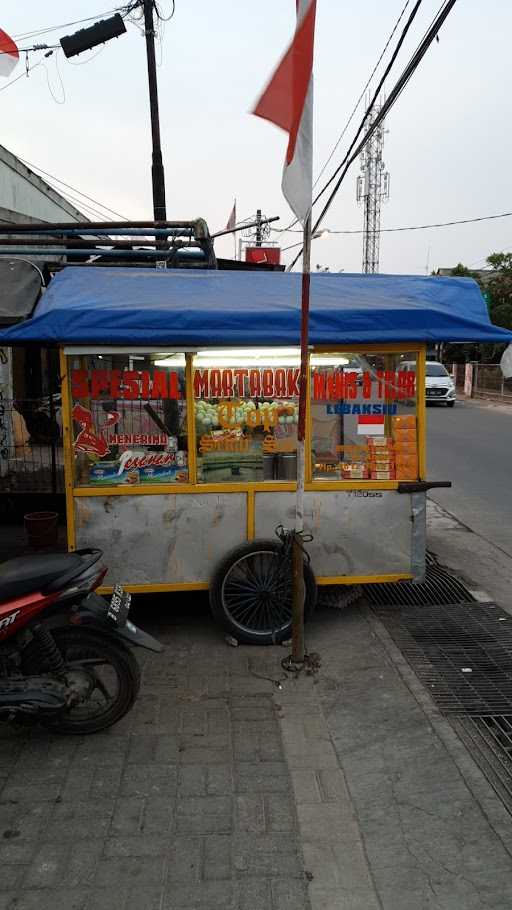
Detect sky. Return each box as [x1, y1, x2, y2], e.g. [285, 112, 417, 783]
[1, 0, 511, 274]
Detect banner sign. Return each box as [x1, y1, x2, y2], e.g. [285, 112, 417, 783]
[71, 368, 181, 400]
[313, 370, 415, 401]
[194, 368, 300, 399]
[193, 368, 416, 401]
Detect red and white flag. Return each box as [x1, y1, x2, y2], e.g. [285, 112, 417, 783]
[252, 1, 316, 225]
[0, 29, 19, 78]
[225, 200, 236, 233]
[357, 415, 385, 436]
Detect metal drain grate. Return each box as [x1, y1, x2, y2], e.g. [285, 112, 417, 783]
[366, 564, 512, 814]
[363, 558, 474, 607]
[453, 715, 512, 808]
[373, 601, 512, 716]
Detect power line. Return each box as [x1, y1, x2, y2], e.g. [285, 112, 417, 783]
[276, 210, 512, 237]
[289, 0, 458, 269]
[16, 156, 129, 221]
[313, 0, 423, 215]
[314, 0, 412, 190]
[0, 62, 43, 94]
[12, 6, 131, 41]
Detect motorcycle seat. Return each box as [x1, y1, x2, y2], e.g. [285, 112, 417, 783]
[0, 553, 85, 603]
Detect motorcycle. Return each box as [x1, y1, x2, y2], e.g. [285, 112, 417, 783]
[0, 548, 162, 734]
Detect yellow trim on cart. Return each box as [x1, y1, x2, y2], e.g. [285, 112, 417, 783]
[185, 353, 197, 485]
[316, 573, 413, 585]
[247, 490, 255, 540]
[98, 582, 210, 595]
[98, 573, 413, 595]
[72, 480, 402, 497]
[416, 347, 427, 479]
[305, 357, 313, 484]
[60, 349, 76, 552]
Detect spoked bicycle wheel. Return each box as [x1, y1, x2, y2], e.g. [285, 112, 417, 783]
[209, 539, 317, 645]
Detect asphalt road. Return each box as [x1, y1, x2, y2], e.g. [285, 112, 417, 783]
[427, 398, 512, 556]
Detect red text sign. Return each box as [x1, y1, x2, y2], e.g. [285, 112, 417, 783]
[194, 368, 300, 399]
[71, 369, 181, 401]
[313, 370, 416, 401]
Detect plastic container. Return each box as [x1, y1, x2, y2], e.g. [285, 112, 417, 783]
[263, 454, 277, 480]
[24, 511, 59, 549]
[278, 453, 297, 480]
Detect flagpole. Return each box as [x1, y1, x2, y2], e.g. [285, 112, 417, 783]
[292, 211, 312, 664]
[233, 198, 237, 259]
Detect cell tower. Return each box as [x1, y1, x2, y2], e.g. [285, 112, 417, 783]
[356, 102, 390, 274]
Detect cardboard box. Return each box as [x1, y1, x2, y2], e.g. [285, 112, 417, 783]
[393, 428, 417, 445]
[392, 415, 416, 430]
[396, 466, 417, 480]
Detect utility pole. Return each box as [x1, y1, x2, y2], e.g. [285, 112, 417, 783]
[143, 0, 167, 222]
[356, 101, 390, 273]
[255, 209, 262, 247]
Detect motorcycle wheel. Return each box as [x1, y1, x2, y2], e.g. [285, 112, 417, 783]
[26, 627, 141, 735]
[209, 539, 317, 645]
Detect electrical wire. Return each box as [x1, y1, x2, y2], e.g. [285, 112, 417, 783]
[16, 156, 129, 221]
[41, 51, 66, 105]
[14, 9, 120, 41]
[154, 1, 176, 22]
[288, 0, 458, 269]
[313, 0, 423, 215]
[0, 61, 43, 93]
[313, 0, 412, 190]
[274, 211, 512, 236]
[67, 46, 107, 66]
[12, 5, 137, 42]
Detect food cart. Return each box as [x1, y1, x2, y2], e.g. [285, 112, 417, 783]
[3, 266, 511, 642]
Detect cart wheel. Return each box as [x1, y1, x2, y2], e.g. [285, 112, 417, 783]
[209, 539, 317, 645]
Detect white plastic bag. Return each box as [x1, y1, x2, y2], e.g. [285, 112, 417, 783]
[500, 344, 512, 379]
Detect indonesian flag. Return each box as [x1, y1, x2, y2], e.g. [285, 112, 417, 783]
[252, 1, 316, 224]
[0, 29, 19, 78]
[357, 415, 386, 436]
[225, 200, 236, 233]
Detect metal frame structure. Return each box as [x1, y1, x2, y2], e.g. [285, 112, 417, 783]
[356, 103, 390, 274]
[59, 343, 427, 595]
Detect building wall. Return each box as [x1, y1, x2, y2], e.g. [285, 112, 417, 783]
[0, 144, 88, 403]
[0, 144, 85, 225]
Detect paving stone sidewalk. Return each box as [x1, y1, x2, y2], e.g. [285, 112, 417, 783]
[0, 600, 310, 910]
[4, 592, 512, 910]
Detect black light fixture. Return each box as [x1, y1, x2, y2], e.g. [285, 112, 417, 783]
[60, 13, 127, 59]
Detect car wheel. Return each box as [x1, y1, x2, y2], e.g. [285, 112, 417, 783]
[446, 401, 455, 407]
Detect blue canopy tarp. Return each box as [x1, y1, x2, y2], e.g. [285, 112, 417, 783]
[1, 266, 511, 347]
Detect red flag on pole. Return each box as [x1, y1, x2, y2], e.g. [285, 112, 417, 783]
[252, 1, 316, 224]
[252, 2, 317, 664]
[0, 29, 19, 78]
[225, 200, 236, 232]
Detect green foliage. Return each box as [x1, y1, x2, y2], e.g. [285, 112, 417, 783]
[449, 262, 481, 280]
[444, 253, 512, 363]
[485, 252, 512, 332]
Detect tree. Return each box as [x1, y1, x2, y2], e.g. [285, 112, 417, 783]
[485, 252, 512, 333]
[442, 254, 512, 363]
